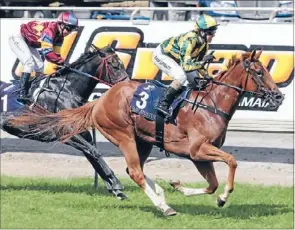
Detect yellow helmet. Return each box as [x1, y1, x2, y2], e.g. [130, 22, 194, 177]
[195, 14, 219, 32]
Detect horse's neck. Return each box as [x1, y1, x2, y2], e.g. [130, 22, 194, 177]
[75, 68, 98, 99]
[60, 67, 98, 96]
[30, 75, 46, 89]
[209, 68, 244, 115]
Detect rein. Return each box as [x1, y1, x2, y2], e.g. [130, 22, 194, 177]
[66, 52, 127, 87]
[30, 50, 125, 107]
[189, 60, 265, 121]
[33, 52, 123, 88]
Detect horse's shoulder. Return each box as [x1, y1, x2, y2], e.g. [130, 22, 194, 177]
[120, 80, 140, 88]
[188, 89, 209, 100]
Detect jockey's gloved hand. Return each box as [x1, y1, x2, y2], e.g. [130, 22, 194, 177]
[203, 54, 215, 63]
[203, 74, 213, 81]
[63, 63, 71, 69]
[55, 58, 65, 66]
[55, 65, 64, 72]
[55, 61, 70, 72]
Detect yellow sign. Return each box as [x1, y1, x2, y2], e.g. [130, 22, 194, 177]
[87, 29, 294, 85]
[12, 26, 294, 87]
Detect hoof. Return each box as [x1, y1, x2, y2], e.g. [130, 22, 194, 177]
[169, 180, 182, 189]
[163, 208, 177, 217]
[112, 190, 128, 200]
[216, 197, 226, 207]
[117, 192, 128, 200]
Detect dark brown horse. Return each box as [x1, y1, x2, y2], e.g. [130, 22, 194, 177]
[10, 49, 284, 216]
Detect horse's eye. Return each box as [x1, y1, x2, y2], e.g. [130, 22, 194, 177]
[112, 60, 119, 68]
[257, 70, 263, 76]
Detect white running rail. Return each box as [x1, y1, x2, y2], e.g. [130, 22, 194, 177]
[1, 6, 293, 22]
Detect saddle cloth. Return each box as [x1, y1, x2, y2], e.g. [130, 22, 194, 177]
[130, 81, 190, 121]
[0, 80, 24, 112]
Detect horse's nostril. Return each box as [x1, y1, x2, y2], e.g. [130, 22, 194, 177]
[276, 95, 282, 100]
[272, 91, 284, 100]
[274, 93, 285, 104]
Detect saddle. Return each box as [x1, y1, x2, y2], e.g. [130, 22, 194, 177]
[130, 80, 193, 122]
[131, 80, 208, 151]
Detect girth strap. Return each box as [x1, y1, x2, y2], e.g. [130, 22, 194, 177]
[155, 112, 165, 150]
[190, 101, 232, 121]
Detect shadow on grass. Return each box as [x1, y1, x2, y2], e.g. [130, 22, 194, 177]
[171, 203, 293, 219]
[97, 203, 293, 220]
[0, 182, 141, 198]
[1, 182, 293, 220]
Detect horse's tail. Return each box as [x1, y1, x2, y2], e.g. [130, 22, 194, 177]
[10, 101, 97, 142]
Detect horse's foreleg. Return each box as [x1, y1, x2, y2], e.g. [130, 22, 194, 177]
[120, 139, 176, 216]
[170, 161, 218, 196]
[191, 142, 237, 207]
[170, 180, 208, 196]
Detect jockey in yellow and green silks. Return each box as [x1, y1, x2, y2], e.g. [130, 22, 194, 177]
[152, 14, 219, 116]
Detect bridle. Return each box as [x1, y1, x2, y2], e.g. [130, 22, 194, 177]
[53, 45, 126, 87]
[94, 53, 127, 86]
[206, 58, 266, 97]
[189, 53, 275, 121]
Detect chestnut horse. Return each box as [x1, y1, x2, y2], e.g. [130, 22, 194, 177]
[10, 49, 284, 216]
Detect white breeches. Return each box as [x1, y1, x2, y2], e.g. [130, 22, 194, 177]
[152, 45, 187, 86]
[8, 32, 44, 74]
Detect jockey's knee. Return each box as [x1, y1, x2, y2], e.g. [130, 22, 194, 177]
[23, 57, 35, 73]
[173, 73, 187, 86]
[34, 62, 44, 73]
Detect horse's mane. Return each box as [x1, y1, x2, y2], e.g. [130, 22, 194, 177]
[70, 50, 99, 69]
[214, 52, 252, 80]
[70, 45, 112, 69]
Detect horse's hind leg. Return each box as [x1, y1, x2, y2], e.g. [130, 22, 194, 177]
[170, 161, 218, 197]
[135, 137, 153, 170]
[135, 137, 168, 204]
[120, 138, 176, 216]
[67, 133, 127, 200]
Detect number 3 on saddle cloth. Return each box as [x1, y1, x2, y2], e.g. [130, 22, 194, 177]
[130, 80, 192, 151]
[131, 80, 191, 122]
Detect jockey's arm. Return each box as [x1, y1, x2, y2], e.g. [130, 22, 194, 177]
[179, 39, 204, 73]
[198, 68, 208, 77]
[40, 28, 64, 65]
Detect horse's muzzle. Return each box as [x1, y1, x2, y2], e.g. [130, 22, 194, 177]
[262, 89, 285, 109]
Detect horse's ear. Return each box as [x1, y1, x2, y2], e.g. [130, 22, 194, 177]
[255, 49, 263, 60]
[91, 44, 99, 51]
[106, 45, 115, 53]
[250, 49, 257, 61]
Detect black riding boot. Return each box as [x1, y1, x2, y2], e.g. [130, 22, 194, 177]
[17, 73, 31, 105]
[156, 86, 179, 116]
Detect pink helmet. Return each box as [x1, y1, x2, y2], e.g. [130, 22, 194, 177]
[57, 12, 79, 27]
